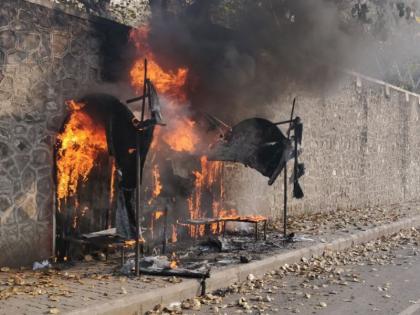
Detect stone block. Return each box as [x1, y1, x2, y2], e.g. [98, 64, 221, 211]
[21, 167, 36, 193]
[31, 149, 50, 168]
[0, 141, 12, 160]
[51, 32, 69, 58]
[0, 194, 12, 212]
[17, 32, 41, 51]
[0, 30, 16, 50]
[37, 176, 52, 196]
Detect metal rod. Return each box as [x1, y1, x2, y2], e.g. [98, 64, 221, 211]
[283, 98, 296, 239]
[293, 120, 299, 197]
[135, 58, 148, 277]
[141, 60, 148, 122]
[273, 119, 295, 126]
[126, 94, 149, 104]
[283, 162, 288, 239]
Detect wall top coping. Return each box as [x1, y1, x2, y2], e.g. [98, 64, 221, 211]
[346, 70, 420, 99]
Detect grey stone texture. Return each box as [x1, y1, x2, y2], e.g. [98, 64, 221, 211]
[0, 0, 103, 266]
[223, 73, 420, 218]
[1, 0, 420, 268]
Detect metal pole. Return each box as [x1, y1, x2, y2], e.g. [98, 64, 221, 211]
[283, 163, 287, 238]
[283, 98, 296, 239]
[135, 59, 148, 277]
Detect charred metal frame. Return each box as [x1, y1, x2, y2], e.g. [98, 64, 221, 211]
[275, 98, 301, 241]
[186, 217, 268, 241]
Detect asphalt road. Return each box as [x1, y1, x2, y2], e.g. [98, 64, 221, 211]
[180, 231, 420, 315]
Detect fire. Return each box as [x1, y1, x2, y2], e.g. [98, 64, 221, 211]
[124, 237, 145, 247]
[153, 210, 164, 220]
[217, 209, 239, 220]
[129, 26, 258, 241]
[131, 58, 188, 102]
[56, 101, 107, 209]
[152, 165, 162, 198]
[66, 99, 85, 111]
[170, 260, 177, 269]
[109, 161, 116, 205]
[171, 224, 178, 243]
[188, 156, 225, 237]
[162, 118, 199, 152]
[129, 27, 199, 153]
[129, 28, 188, 102]
[150, 210, 165, 239]
[169, 252, 178, 269]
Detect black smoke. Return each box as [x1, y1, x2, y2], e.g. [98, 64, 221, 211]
[145, 0, 369, 120]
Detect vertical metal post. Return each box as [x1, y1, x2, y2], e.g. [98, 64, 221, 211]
[135, 59, 148, 277]
[283, 165, 287, 238]
[283, 98, 296, 240]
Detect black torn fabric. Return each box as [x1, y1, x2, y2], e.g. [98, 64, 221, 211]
[78, 93, 155, 189]
[207, 118, 293, 185]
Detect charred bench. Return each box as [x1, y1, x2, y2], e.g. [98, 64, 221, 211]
[61, 228, 144, 266]
[185, 216, 267, 241]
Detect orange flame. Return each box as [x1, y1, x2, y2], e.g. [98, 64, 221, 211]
[152, 165, 162, 198]
[66, 99, 86, 111]
[150, 210, 164, 239]
[153, 210, 164, 220]
[56, 101, 107, 209]
[129, 27, 199, 153]
[162, 118, 199, 152]
[169, 252, 178, 269]
[129, 28, 188, 102]
[130, 58, 188, 102]
[109, 161, 116, 205]
[188, 156, 226, 237]
[171, 224, 178, 243]
[129, 26, 255, 241]
[170, 260, 177, 269]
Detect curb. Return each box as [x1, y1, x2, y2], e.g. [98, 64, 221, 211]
[66, 214, 420, 315]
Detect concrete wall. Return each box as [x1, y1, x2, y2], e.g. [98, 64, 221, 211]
[223, 73, 420, 218]
[0, 0, 114, 266]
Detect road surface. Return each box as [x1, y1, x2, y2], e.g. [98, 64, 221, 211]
[176, 229, 420, 315]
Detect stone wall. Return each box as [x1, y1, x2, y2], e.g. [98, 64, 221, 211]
[223, 73, 420, 218]
[0, 0, 130, 266]
[2, 0, 420, 267]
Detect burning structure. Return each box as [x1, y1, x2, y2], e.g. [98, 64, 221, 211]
[2, 0, 420, 267]
[53, 24, 301, 262]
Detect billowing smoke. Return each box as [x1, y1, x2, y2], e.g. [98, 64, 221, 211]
[142, 0, 420, 121]
[145, 0, 360, 120]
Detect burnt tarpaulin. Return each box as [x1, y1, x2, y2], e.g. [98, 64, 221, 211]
[78, 93, 155, 237]
[79, 93, 154, 189]
[207, 118, 293, 185]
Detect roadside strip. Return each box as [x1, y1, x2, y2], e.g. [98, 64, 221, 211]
[66, 214, 420, 315]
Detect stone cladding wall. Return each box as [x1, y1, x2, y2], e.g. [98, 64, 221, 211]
[0, 0, 108, 266]
[223, 73, 420, 218]
[2, 0, 420, 266]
